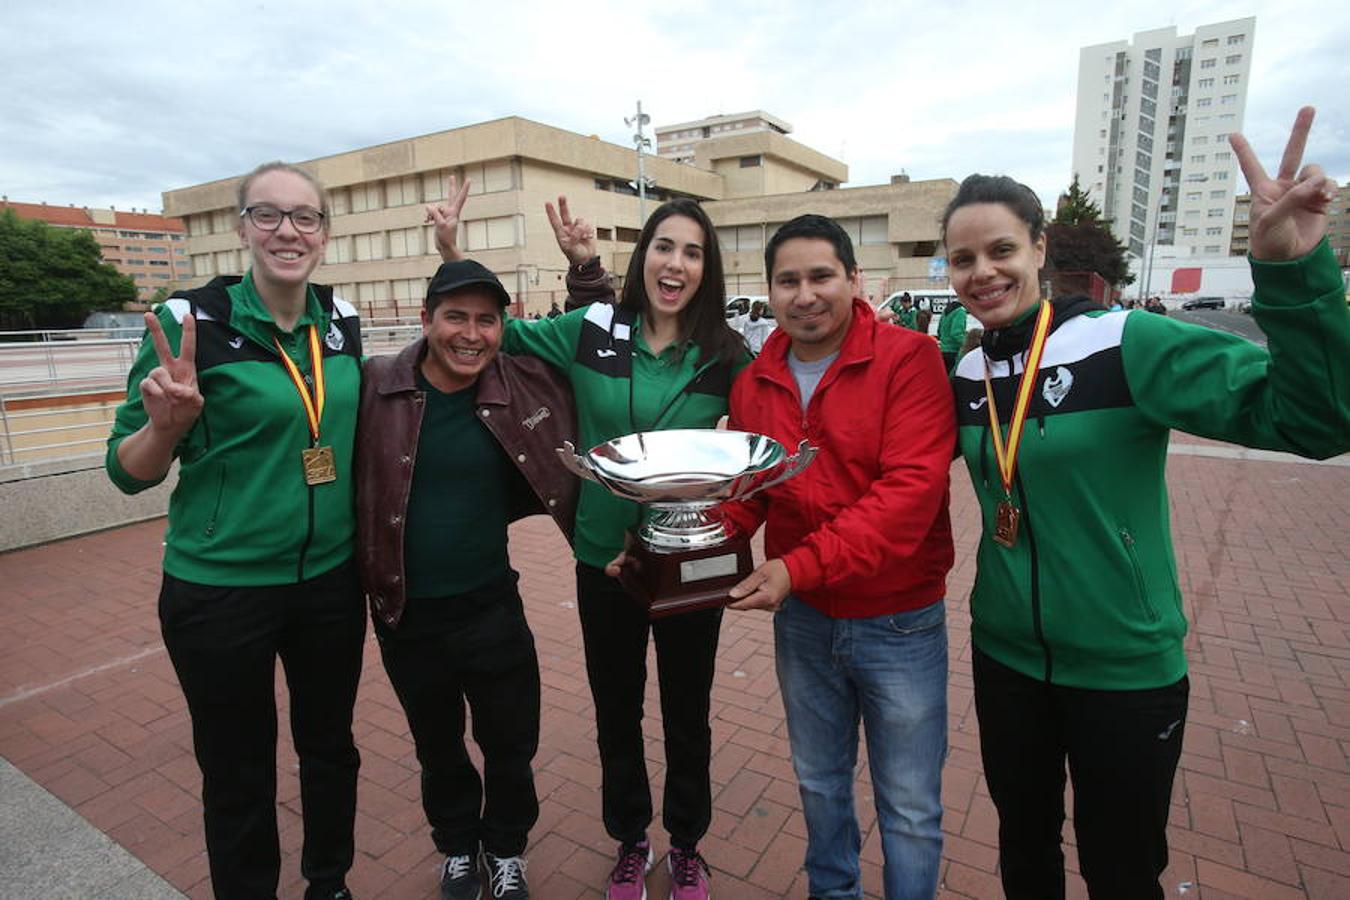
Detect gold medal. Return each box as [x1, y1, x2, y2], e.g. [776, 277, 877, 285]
[274, 326, 334, 486]
[993, 501, 1020, 548]
[302, 445, 337, 485]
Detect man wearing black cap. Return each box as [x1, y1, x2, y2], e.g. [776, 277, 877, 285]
[354, 260, 579, 900]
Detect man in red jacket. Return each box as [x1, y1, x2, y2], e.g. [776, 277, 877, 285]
[723, 214, 956, 900]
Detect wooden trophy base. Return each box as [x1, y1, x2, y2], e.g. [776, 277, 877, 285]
[618, 534, 753, 618]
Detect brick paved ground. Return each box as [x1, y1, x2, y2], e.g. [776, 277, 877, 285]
[1, 448, 1347, 899]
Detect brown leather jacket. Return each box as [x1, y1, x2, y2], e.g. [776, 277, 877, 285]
[356, 338, 579, 628]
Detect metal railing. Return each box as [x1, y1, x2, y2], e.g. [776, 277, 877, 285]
[0, 321, 424, 467]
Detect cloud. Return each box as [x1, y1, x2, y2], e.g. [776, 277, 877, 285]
[1, 0, 1344, 213]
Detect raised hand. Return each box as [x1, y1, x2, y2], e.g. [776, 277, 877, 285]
[427, 175, 471, 262]
[139, 311, 203, 439]
[545, 195, 598, 267]
[1231, 107, 1337, 261]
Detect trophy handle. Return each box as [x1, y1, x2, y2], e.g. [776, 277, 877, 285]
[556, 441, 601, 483]
[739, 440, 817, 500]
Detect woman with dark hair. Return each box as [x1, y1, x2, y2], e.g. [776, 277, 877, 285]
[943, 108, 1349, 899]
[432, 191, 747, 900]
[107, 161, 365, 900]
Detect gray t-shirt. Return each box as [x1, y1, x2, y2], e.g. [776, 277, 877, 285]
[787, 349, 840, 411]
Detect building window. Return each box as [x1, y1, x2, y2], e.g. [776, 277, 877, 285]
[1223, 74, 1241, 85]
[1202, 38, 1219, 48]
[385, 176, 420, 207]
[739, 155, 762, 168]
[1210, 189, 1227, 199]
[1190, 154, 1206, 163]
[353, 232, 385, 261]
[1197, 78, 1214, 88]
[1220, 94, 1237, 105]
[595, 227, 613, 240]
[1225, 54, 1243, 65]
[1200, 58, 1216, 69]
[1214, 171, 1229, 181]
[350, 183, 383, 213]
[1227, 34, 1245, 45]
[1193, 135, 1209, 145]
[1208, 208, 1224, 218]
[464, 215, 520, 251]
[329, 187, 349, 215]
[325, 235, 353, 265]
[465, 159, 517, 194]
[615, 227, 640, 243]
[388, 226, 423, 258]
[1186, 192, 1202, 202]
[1206, 227, 1223, 236]
[1195, 97, 1212, 108]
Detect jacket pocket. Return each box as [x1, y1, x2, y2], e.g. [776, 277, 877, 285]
[1119, 528, 1158, 622]
[203, 463, 227, 539]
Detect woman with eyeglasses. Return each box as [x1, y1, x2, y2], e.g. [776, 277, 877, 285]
[107, 162, 365, 900]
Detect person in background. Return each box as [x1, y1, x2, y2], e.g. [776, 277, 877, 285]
[888, 291, 917, 330]
[945, 107, 1350, 900]
[742, 298, 775, 354]
[106, 162, 364, 900]
[936, 300, 968, 372]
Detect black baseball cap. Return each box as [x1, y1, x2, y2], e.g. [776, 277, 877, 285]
[425, 259, 511, 310]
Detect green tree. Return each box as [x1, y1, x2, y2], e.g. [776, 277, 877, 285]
[1046, 220, 1135, 288]
[0, 209, 137, 330]
[1054, 174, 1104, 227]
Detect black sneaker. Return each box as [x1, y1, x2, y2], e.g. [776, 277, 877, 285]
[482, 850, 529, 899]
[440, 853, 482, 900]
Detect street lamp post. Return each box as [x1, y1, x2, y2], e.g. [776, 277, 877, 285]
[625, 101, 653, 225]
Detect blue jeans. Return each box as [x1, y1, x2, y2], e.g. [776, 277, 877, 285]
[775, 595, 947, 900]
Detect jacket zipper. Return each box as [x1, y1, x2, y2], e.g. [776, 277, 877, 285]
[1119, 528, 1157, 622]
[1012, 467, 1053, 683]
[296, 480, 315, 583]
[204, 462, 226, 538]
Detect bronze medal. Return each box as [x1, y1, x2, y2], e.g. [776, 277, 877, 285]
[993, 500, 1020, 548]
[302, 446, 337, 485]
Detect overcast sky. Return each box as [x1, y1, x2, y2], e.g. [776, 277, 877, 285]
[2, 1, 1344, 215]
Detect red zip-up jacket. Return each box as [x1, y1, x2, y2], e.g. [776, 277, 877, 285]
[721, 299, 956, 618]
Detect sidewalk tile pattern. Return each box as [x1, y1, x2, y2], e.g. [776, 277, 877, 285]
[1, 452, 1347, 898]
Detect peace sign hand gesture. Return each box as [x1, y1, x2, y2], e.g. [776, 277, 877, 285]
[545, 195, 597, 267]
[428, 175, 471, 262]
[1231, 106, 1338, 262]
[139, 311, 203, 439]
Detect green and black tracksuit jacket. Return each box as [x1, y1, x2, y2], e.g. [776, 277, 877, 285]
[502, 303, 748, 570]
[953, 240, 1350, 691]
[106, 274, 363, 586]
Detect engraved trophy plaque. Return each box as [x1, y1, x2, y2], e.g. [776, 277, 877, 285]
[558, 429, 816, 617]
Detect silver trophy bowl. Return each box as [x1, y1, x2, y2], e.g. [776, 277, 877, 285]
[558, 429, 816, 551]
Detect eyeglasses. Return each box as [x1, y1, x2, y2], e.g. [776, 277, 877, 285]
[240, 205, 326, 234]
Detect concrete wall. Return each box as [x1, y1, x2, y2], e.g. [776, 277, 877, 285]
[0, 455, 171, 553]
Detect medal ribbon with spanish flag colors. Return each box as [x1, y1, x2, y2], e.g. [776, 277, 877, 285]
[981, 301, 1053, 544]
[273, 326, 326, 445]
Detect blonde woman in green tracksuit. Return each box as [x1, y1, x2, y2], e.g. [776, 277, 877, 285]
[107, 163, 364, 900]
[944, 108, 1349, 899]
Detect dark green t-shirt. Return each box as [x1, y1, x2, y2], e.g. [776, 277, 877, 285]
[404, 372, 513, 599]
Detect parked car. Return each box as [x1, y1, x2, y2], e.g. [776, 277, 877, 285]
[1180, 296, 1226, 311]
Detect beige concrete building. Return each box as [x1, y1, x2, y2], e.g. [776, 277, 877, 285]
[656, 110, 793, 164]
[0, 200, 191, 303]
[162, 115, 953, 319]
